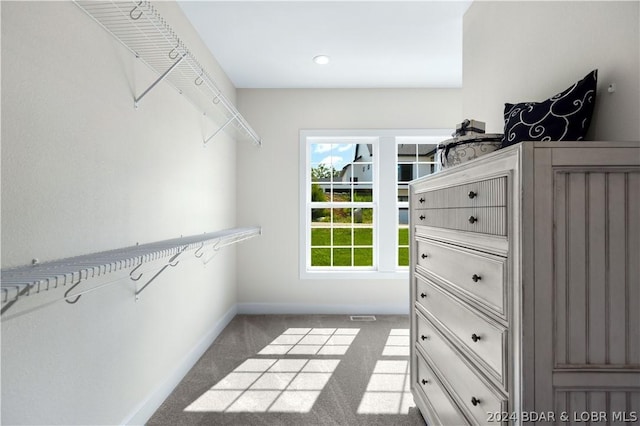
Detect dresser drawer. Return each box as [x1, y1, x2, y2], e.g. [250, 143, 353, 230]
[413, 207, 506, 235]
[414, 353, 469, 426]
[416, 276, 508, 388]
[413, 177, 506, 209]
[415, 238, 507, 318]
[416, 312, 508, 425]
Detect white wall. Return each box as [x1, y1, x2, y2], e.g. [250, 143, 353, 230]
[463, 1, 639, 141]
[1, 2, 242, 424]
[236, 88, 461, 314]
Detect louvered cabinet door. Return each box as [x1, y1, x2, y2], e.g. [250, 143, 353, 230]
[525, 143, 640, 418]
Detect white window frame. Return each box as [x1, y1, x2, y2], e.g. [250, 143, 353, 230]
[299, 129, 451, 280]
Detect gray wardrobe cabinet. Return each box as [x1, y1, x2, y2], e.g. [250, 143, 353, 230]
[409, 141, 640, 425]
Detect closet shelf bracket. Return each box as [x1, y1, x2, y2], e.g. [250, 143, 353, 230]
[204, 113, 239, 145]
[134, 245, 186, 299]
[73, 0, 263, 147]
[134, 54, 185, 109]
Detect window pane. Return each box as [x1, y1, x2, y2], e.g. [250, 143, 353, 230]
[398, 227, 409, 246]
[311, 183, 329, 202]
[310, 143, 357, 183]
[398, 143, 438, 185]
[354, 248, 373, 266]
[332, 208, 352, 224]
[311, 228, 330, 246]
[416, 144, 437, 161]
[398, 208, 409, 226]
[398, 247, 409, 267]
[311, 248, 331, 266]
[312, 208, 330, 223]
[354, 227, 373, 246]
[333, 248, 352, 266]
[417, 163, 435, 178]
[398, 207, 409, 267]
[351, 162, 373, 183]
[310, 163, 336, 182]
[310, 163, 322, 182]
[397, 184, 409, 203]
[355, 208, 373, 224]
[339, 165, 354, 182]
[397, 144, 417, 156]
[397, 164, 413, 182]
[333, 228, 352, 246]
[332, 185, 351, 202]
[354, 186, 373, 202]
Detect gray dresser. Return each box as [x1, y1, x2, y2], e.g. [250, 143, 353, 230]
[409, 141, 640, 425]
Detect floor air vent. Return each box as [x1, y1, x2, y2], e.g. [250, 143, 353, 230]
[350, 315, 376, 321]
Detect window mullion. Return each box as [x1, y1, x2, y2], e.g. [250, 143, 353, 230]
[377, 136, 398, 273]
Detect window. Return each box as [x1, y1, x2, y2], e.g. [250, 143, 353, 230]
[307, 139, 375, 269]
[300, 130, 449, 278]
[396, 138, 439, 267]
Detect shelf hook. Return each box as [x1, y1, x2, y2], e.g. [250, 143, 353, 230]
[169, 43, 181, 60]
[130, 1, 143, 20]
[202, 240, 221, 265]
[64, 277, 84, 304]
[194, 242, 205, 258]
[195, 71, 204, 86]
[130, 263, 143, 281]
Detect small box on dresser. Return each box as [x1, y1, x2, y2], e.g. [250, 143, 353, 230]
[409, 141, 640, 426]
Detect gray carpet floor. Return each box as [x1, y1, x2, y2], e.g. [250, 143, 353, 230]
[148, 314, 428, 425]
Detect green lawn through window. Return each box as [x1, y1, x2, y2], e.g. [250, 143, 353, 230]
[310, 227, 410, 267]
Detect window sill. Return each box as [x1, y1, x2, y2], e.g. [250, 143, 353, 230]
[300, 270, 410, 280]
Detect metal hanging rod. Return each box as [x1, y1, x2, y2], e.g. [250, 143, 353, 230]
[1, 227, 261, 314]
[73, 0, 262, 146]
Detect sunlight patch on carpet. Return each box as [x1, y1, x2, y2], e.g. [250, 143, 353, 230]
[184, 358, 340, 413]
[382, 328, 410, 356]
[357, 359, 414, 414]
[258, 327, 360, 356]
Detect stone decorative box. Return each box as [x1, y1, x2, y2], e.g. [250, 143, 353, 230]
[437, 133, 504, 168]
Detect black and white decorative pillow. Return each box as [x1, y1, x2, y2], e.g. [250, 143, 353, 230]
[501, 70, 597, 148]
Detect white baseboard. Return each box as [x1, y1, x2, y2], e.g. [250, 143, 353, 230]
[122, 304, 238, 425]
[236, 302, 409, 315]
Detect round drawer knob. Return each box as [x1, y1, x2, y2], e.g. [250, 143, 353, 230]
[421, 335, 429, 341]
[420, 293, 427, 299]
[472, 274, 482, 282]
[471, 333, 481, 342]
[419, 215, 426, 221]
[468, 215, 478, 224]
[419, 197, 425, 204]
[421, 253, 428, 259]
[471, 397, 481, 406]
[421, 379, 429, 385]
[468, 191, 477, 199]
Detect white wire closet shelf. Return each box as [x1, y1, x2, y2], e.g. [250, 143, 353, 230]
[73, 0, 262, 146]
[1, 227, 261, 314]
